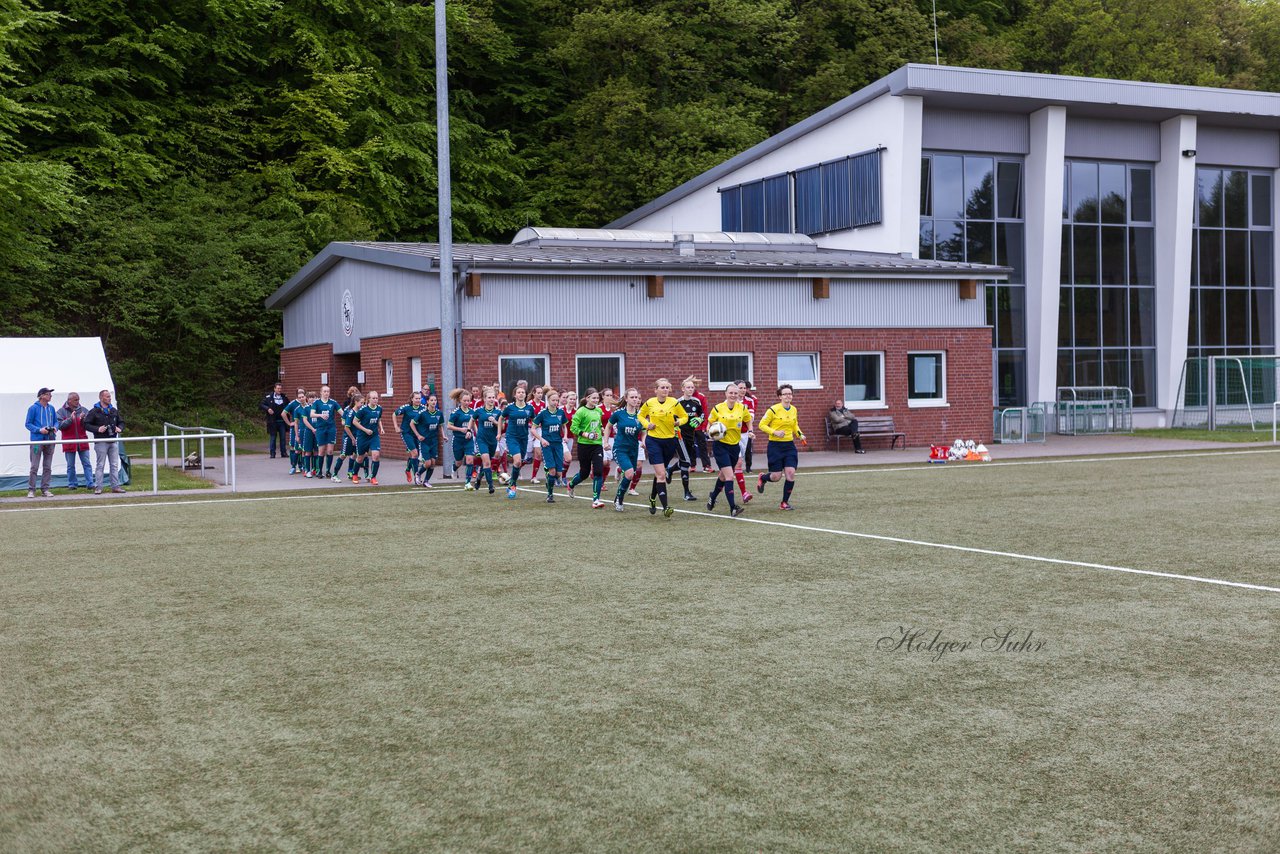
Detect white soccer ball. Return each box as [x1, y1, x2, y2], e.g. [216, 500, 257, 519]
[708, 422, 727, 440]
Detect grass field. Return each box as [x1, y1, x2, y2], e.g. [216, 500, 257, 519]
[0, 464, 215, 498]
[2, 450, 1278, 851]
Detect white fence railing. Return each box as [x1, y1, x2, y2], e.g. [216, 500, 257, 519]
[5, 432, 237, 494]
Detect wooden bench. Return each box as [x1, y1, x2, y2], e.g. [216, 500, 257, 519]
[826, 415, 906, 450]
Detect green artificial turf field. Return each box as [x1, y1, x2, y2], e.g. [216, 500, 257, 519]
[2, 449, 1278, 851]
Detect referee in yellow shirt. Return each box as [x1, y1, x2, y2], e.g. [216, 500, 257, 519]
[639, 378, 689, 517]
[756, 383, 805, 510]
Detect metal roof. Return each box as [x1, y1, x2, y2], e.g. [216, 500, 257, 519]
[511, 227, 818, 250]
[265, 239, 1006, 309]
[608, 63, 1280, 228]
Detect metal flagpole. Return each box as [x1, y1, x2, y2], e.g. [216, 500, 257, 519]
[436, 0, 459, 410]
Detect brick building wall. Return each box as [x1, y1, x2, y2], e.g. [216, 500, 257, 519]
[461, 327, 993, 449]
[279, 343, 335, 394]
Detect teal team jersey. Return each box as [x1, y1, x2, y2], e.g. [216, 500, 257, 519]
[449, 406, 473, 434]
[341, 406, 358, 438]
[532, 407, 566, 441]
[353, 404, 383, 434]
[414, 408, 445, 441]
[283, 399, 304, 424]
[608, 408, 643, 458]
[395, 403, 423, 435]
[310, 398, 341, 426]
[501, 403, 535, 444]
[473, 406, 501, 443]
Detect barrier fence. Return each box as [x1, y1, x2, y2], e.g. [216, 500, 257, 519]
[4, 432, 237, 494]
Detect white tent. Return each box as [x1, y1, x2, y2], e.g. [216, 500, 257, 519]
[0, 338, 117, 489]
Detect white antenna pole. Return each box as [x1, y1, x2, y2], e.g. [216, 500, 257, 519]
[932, 0, 940, 65]
[436, 0, 458, 404]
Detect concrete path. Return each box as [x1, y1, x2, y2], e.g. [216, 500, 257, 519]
[3, 432, 1268, 504]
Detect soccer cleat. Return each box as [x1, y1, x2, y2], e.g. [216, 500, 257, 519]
[702, 466, 712, 473]
[488, 484, 495, 494]
[614, 500, 625, 512]
[531, 477, 540, 484]
[422, 482, 433, 489]
[546, 495, 555, 503]
[507, 488, 517, 499]
[591, 499, 605, 509]
[369, 477, 379, 485]
[779, 501, 794, 511]
[730, 506, 744, 518]
[684, 492, 697, 501]
[663, 506, 674, 518]
[463, 481, 474, 491]
[405, 470, 412, 483]
[304, 470, 312, 478]
[351, 474, 360, 484]
[742, 492, 754, 504]
[27, 490, 35, 499]
[331, 475, 340, 483]
[649, 497, 658, 515]
[565, 484, 575, 499]
[756, 473, 766, 494]
[706, 496, 716, 511]
[289, 466, 296, 475]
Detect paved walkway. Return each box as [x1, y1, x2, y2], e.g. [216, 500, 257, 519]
[4, 431, 1264, 505]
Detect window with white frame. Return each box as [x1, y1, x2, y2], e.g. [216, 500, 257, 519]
[908, 352, 946, 404]
[843, 353, 884, 407]
[383, 359, 394, 396]
[410, 357, 422, 395]
[576, 354, 623, 397]
[499, 355, 549, 396]
[708, 353, 752, 390]
[777, 352, 820, 389]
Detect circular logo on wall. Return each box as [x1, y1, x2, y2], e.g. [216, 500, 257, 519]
[341, 289, 354, 337]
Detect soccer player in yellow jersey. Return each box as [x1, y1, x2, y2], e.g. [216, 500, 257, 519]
[638, 378, 689, 516]
[756, 383, 805, 510]
[705, 383, 751, 517]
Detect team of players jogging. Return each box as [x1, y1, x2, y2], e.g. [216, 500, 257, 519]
[279, 376, 806, 515]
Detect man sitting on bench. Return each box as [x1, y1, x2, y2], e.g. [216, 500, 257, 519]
[828, 399, 867, 453]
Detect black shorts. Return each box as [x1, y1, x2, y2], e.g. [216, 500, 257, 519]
[577, 443, 604, 477]
[712, 440, 741, 470]
[645, 435, 681, 468]
[766, 440, 798, 472]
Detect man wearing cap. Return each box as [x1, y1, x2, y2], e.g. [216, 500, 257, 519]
[83, 389, 126, 494]
[25, 387, 58, 498]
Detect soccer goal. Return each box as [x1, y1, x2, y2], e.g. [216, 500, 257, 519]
[1172, 356, 1280, 430]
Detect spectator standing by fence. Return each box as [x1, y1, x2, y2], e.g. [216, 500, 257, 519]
[260, 382, 289, 460]
[57, 392, 94, 491]
[84, 389, 126, 494]
[25, 387, 58, 498]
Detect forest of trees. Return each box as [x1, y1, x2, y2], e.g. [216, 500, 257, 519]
[3, 0, 1280, 423]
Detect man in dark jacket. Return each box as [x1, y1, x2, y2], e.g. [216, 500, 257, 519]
[260, 382, 289, 459]
[827, 398, 866, 453]
[83, 389, 126, 494]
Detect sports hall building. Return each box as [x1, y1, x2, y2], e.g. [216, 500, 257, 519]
[266, 231, 1004, 454]
[271, 65, 1280, 444]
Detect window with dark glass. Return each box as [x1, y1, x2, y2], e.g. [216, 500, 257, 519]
[922, 153, 1026, 406]
[722, 150, 881, 236]
[1189, 167, 1274, 363]
[1058, 160, 1156, 406]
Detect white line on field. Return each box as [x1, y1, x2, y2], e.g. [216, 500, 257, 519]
[0, 483, 467, 514]
[527, 486, 1280, 595]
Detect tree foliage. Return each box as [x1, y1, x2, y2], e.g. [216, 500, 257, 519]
[3, 0, 1279, 419]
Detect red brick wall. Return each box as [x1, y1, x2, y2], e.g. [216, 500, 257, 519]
[352, 330, 444, 461]
[461, 328, 992, 449]
[280, 344, 335, 393]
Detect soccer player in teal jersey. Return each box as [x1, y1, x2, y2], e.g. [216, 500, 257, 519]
[282, 388, 307, 474]
[532, 388, 567, 502]
[470, 386, 501, 494]
[607, 388, 650, 513]
[351, 390, 385, 484]
[498, 385, 535, 499]
[394, 391, 424, 484]
[412, 393, 445, 487]
[308, 384, 342, 480]
[333, 393, 362, 481]
[298, 392, 319, 478]
[447, 388, 476, 486]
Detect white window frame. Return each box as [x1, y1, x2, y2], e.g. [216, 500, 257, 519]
[498, 354, 550, 394]
[907, 351, 948, 407]
[843, 351, 886, 409]
[708, 352, 753, 391]
[410, 357, 422, 395]
[383, 359, 394, 396]
[777, 352, 821, 390]
[575, 354, 625, 397]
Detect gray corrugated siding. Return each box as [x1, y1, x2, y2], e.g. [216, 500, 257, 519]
[1197, 126, 1280, 169]
[282, 259, 439, 352]
[461, 275, 986, 329]
[1064, 117, 1160, 161]
[922, 109, 1030, 154]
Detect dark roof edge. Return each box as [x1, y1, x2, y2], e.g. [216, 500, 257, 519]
[606, 70, 904, 228]
[265, 243, 432, 309]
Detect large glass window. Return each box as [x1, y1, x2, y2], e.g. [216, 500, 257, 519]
[922, 153, 1026, 405]
[778, 353, 820, 389]
[1190, 167, 1274, 361]
[907, 352, 946, 404]
[499, 355, 549, 396]
[1058, 160, 1157, 406]
[575, 355, 622, 398]
[708, 353, 752, 391]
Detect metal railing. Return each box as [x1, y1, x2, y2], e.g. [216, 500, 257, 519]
[1055, 387, 1133, 435]
[5, 432, 237, 494]
[162, 422, 231, 480]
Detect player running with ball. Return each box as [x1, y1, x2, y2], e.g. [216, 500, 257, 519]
[706, 383, 752, 517]
[638, 378, 688, 517]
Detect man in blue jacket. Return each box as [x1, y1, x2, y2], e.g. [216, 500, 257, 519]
[25, 387, 58, 498]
